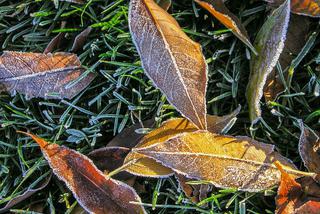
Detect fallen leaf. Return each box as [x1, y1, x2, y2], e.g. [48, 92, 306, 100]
[134, 131, 309, 192]
[124, 109, 241, 177]
[266, 0, 320, 17]
[246, 0, 290, 123]
[44, 21, 67, 54]
[195, 0, 257, 54]
[129, 0, 208, 129]
[0, 52, 95, 100]
[299, 122, 320, 174]
[264, 14, 310, 102]
[71, 27, 92, 52]
[157, 0, 171, 11]
[88, 147, 132, 180]
[20, 132, 146, 214]
[275, 162, 320, 214]
[0, 173, 51, 213]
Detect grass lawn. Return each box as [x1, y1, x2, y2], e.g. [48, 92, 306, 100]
[0, 0, 320, 213]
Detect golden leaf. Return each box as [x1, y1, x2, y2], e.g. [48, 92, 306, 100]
[129, 0, 208, 129]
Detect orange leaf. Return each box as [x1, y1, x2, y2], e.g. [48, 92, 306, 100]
[20, 132, 145, 214]
[267, 0, 320, 17]
[195, 0, 256, 54]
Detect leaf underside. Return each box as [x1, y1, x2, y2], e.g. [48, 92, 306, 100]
[0, 52, 95, 100]
[129, 0, 208, 129]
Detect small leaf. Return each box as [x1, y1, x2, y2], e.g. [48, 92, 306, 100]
[195, 0, 257, 54]
[157, 0, 171, 11]
[71, 26, 92, 52]
[0, 52, 95, 100]
[246, 0, 291, 123]
[124, 109, 240, 177]
[275, 162, 320, 214]
[299, 122, 320, 174]
[20, 132, 146, 214]
[134, 131, 309, 192]
[60, 0, 84, 4]
[264, 15, 310, 102]
[129, 0, 208, 129]
[44, 22, 67, 54]
[266, 0, 320, 17]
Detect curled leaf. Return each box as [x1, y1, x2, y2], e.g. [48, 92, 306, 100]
[157, 0, 171, 11]
[44, 21, 67, 54]
[0, 52, 95, 99]
[129, 0, 208, 129]
[21, 132, 145, 214]
[275, 162, 320, 214]
[71, 27, 92, 52]
[246, 0, 291, 123]
[134, 131, 308, 192]
[124, 109, 241, 177]
[264, 14, 310, 102]
[299, 122, 320, 174]
[195, 0, 257, 54]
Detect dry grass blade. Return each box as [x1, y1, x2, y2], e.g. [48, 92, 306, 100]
[20, 132, 146, 214]
[246, 0, 290, 123]
[0, 52, 95, 99]
[129, 0, 208, 129]
[134, 131, 312, 192]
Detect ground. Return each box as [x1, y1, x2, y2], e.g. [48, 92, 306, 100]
[0, 0, 319, 213]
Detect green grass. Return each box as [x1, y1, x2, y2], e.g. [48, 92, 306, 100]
[0, 0, 319, 213]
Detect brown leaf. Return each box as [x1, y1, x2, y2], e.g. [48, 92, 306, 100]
[44, 21, 67, 54]
[129, 0, 208, 129]
[71, 27, 92, 52]
[275, 162, 320, 214]
[134, 131, 310, 192]
[157, 0, 171, 11]
[0, 174, 51, 213]
[20, 132, 146, 214]
[0, 52, 95, 100]
[266, 0, 320, 17]
[299, 123, 320, 174]
[195, 0, 256, 54]
[264, 15, 310, 102]
[246, 0, 290, 123]
[124, 109, 240, 177]
[88, 147, 132, 180]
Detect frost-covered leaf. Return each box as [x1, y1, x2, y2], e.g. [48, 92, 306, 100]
[21, 132, 145, 214]
[195, 0, 256, 54]
[71, 27, 92, 52]
[264, 15, 310, 102]
[134, 131, 309, 192]
[275, 162, 320, 214]
[0, 52, 95, 100]
[266, 0, 320, 17]
[124, 109, 241, 177]
[129, 0, 208, 129]
[299, 122, 320, 174]
[246, 0, 291, 123]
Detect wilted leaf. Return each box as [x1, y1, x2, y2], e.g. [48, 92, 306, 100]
[124, 109, 240, 177]
[246, 0, 290, 123]
[195, 0, 256, 54]
[0, 52, 95, 99]
[264, 15, 310, 102]
[44, 21, 67, 54]
[275, 162, 320, 214]
[157, 0, 171, 11]
[21, 132, 145, 214]
[129, 0, 208, 129]
[266, 0, 320, 17]
[299, 123, 320, 174]
[134, 131, 309, 192]
[71, 27, 92, 52]
[0, 174, 51, 213]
